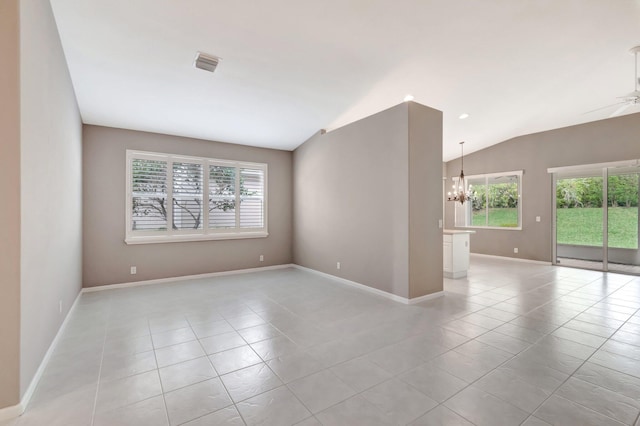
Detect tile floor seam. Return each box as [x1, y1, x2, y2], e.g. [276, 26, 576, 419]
[89, 318, 108, 426]
[383, 377, 462, 424]
[282, 366, 356, 418]
[520, 305, 640, 425]
[19, 263, 640, 426]
[149, 316, 174, 426]
[186, 317, 248, 426]
[429, 297, 607, 420]
[171, 401, 238, 426]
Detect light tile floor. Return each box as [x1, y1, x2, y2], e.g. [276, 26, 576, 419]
[9, 256, 640, 425]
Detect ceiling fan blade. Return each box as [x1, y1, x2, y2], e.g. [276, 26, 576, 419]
[609, 103, 631, 117]
[618, 90, 640, 100]
[583, 102, 626, 115]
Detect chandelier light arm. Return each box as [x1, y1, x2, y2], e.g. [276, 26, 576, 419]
[447, 141, 472, 205]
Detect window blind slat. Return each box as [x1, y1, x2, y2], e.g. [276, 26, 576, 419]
[131, 159, 168, 231]
[209, 165, 236, 229]
[173, 162, 203, 230]
[240, 168, 264, 228]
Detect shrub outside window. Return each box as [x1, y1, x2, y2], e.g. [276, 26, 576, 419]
[454, 170, 522, 230]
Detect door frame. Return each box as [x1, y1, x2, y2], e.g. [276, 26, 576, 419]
[548, 159, 640, 271]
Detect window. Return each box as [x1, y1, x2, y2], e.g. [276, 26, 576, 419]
[126, 150, 267, 244]
[454, 170, 522, 230]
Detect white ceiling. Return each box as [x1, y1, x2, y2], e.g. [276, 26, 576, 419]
[49, 0, 640, 161]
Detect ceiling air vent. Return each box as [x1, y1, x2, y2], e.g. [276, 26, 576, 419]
[194, 52, 220, 73]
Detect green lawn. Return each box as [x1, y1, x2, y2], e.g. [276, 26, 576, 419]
[472, 208, 519, 227]
[557, 207, 638, 249]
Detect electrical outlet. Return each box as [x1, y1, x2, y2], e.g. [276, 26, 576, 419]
[438, 219, 443, 228]
[514, 248, 519, 254]
[130, 266, 137, 275]
[59, 300, 62, 314]
[536, 216, 541, 222]
[337, 262, 341, 270]
[259, 255, 264, 262]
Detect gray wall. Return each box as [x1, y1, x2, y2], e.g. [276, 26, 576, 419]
[0, 0, 21, 410]
[408, 103, 444, 298]
[83, 125, 293, 287]
[19, 0, 83, 396]
[293, 102, 443, 299]
[444, 113, 640, 262]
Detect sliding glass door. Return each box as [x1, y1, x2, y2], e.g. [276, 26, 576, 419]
[554, 170, 605, 271]
[551, 162, 640, 275]
[607, 167, 640, 274]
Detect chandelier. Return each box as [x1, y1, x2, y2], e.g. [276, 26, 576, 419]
[447, 141, 472, 204]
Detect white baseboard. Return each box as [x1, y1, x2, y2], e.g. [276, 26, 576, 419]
[82, 264, 295, 292]
[471, 253, 552, 265]
[0, 290, 83, 421]
[292, 265, 443, 305]
[2, 262, 441, 420]
[0, 402, 23, 422]
[407, 291, 445, 304]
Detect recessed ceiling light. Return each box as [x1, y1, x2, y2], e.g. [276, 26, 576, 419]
[459, 113, 470, 119]
[194, 52, 221, 73]
[404, 94, 414, 102]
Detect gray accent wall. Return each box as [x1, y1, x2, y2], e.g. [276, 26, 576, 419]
[82, 125, 293, 287]
[409, 104, 444, 298]
[0, 0, 21, 410]
[293, 102, 443, 299]
[444, 113, 640, 262]
[19, 0, 83, 397]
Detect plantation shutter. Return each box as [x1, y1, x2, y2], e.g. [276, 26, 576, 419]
[131, 159, 168, 231]
[127, 150, 268, 243]
[209, 165, 236, 229]
[240, 168, 265, 228]
[172, 162, 204, 230]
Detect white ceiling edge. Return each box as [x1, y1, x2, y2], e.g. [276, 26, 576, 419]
[49, 0, 640, 161]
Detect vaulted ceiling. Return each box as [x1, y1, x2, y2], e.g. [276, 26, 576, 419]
[50, 0, 640, 160]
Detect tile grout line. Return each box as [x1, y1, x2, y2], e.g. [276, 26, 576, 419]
[185, 308, 252, 425]
[185, 314, 249, 426]
[89, 294, 111, 426]
[181, 272, 640, 424]
[430, 277, 621, 424]
[313, 269, 638, 423]
[147, 317, 172, 426]
[518, 300, 640, 424]
[23, 265, 640, 425]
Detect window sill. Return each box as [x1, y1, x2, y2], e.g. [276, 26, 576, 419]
[125, 231, 268, 245]
[458, 226, 522, 231]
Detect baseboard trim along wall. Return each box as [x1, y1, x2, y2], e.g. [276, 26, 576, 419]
[82, 264, 296, 292]
[0, 291, 83, 422]
[0, 403, 23, 422]
[3, 261, 442, 420]
[470, 253, 552, 265]
[82, 263, 444, 304]
[292, 265, 444, 305]
[3, 265, 294, 420]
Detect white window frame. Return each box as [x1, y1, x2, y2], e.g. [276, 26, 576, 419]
[125, 150, 268, 244]
[454, 170, 523, 231]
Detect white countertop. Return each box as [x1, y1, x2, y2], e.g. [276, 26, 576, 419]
[443, 229, 476, 235]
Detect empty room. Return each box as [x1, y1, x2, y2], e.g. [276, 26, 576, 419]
[3, 0, 640, 425]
